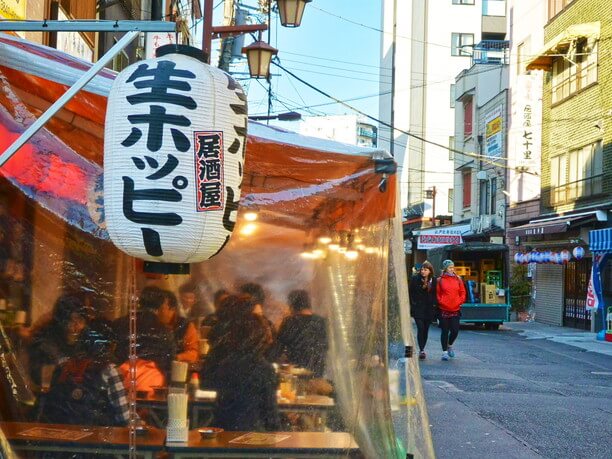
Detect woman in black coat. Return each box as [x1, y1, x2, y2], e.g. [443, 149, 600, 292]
[409, 261, 437, 360]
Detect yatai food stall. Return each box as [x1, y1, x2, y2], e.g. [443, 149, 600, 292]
[0, 33, 434, 458]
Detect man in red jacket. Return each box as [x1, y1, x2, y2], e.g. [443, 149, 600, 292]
[436, 260, 467, 361]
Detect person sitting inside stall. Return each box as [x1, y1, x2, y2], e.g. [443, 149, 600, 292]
[27, 293, 90, 388]
[204, 302, 280, 432]
[177, 281, 208, 323]
[160, 289, 200, 364]
[274, 289, 328, 377]
[201, 288, 230, 329]
[114, 286, 176, 396]
[238, 282, 277, 346]
[40, 322, 131, 426]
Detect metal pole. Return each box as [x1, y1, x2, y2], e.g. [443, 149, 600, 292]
[267, 0, 272, 123]
[432, 185, 437, 226]
[0, 20, 175, 32]
[0, 30, 139, 168]
[203, 0, 213, 63]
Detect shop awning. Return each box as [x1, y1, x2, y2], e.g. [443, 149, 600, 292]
[525, 22, 600, 71]
[589, 228, 612, 253]
[507, 214, 595, 238]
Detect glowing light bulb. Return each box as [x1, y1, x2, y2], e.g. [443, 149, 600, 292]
[243, 212, 258, 221]
[240, 223, 257, 236]
[318, 236, 332, 244]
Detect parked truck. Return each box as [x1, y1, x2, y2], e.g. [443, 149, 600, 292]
[427, 242, 511, 330]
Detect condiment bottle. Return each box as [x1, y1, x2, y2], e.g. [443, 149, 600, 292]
[189, 372, 200, 396]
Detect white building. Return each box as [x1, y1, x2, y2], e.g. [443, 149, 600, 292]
[379, 0, 507, 225]
[273, 115, 378, 148]
[453, 59, 509, 236]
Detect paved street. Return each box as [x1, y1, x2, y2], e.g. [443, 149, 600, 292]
[415, 322, 612, 458]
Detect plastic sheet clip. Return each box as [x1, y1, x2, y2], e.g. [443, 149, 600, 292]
[404, 345, 413, 358]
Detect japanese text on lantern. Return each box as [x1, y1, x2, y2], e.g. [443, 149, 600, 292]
[121, 60, 197, 257]
[195, 132, 225, 211]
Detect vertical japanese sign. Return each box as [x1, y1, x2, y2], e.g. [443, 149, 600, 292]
[0, 0, 26, 20]
[104, 47, 247, 263]
[145, 33, 177, 60]
[509, 73, 542, 201]
[485, 107, 503, 158]
[56, 8, 94, 62]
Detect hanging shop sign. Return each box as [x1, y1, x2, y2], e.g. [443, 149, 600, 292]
[104, 45, 247, 263]
[485, 106, 503, 158]
[56, 8, 94, 62]
[416, 224, 470, 250]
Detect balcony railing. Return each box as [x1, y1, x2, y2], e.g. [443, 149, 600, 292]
[550, 174, 603, 205]
[472, 40, 509, 65]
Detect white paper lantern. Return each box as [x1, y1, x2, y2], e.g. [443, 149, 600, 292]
[104, 45, 247, 263]
[560, 250, 571, 264]
[572, 246, 585, 260]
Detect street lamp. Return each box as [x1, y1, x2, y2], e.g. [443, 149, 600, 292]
[276, 0, 312, 27]
[242, 36, 278, 79]
[202, 0, 311, 78]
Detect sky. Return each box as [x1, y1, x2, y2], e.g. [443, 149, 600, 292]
[196, 0, 384, 122]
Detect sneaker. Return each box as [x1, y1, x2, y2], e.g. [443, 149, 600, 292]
[441, 351, 450, 361]
[448, 347, 456, 358]
[419, 351, 426, 360]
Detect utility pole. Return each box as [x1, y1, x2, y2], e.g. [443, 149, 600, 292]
[426, 186, 437, 226]
[432, 185, 437, 226]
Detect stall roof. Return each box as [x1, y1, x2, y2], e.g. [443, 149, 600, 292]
[0, 33, 396, 242]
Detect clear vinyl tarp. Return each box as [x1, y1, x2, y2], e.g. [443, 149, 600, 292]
[0, 33, 433, 458]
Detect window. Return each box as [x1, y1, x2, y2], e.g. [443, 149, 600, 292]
[568, 141, 603, 199]
[449, 136, 455, 160]
[463, 97, 473, 138]
[550, 141, 602, 204]
[451, 33, 474, 56]
[448, 189, 454, 213]
[516, 37, 530, 75]
[450, 84, 456, 108]
[479, 180, 489, 215]
[550, 153, 567, 204]
[548, 0, 575, 19]
[453, 0, 474, 4]
[490, 177, 497, 215]
[462, 170, 472, 208]
[112, 50, 129, 72]
[552, 39, 598, 103]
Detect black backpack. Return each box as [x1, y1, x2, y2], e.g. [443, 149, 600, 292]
[41, 358, 115, 426]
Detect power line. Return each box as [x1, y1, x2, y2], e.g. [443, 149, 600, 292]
[272, 59, 532, 175]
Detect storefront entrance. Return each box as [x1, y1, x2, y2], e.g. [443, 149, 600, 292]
[563, 258, 592, 330]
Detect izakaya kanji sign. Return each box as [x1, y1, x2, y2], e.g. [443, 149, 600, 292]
[104, 45, 247, 263]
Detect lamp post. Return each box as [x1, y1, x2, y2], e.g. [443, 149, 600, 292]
[202, 0, 310, 79]
[276, 0, 312, 27]
[202, 0, 268, 66]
